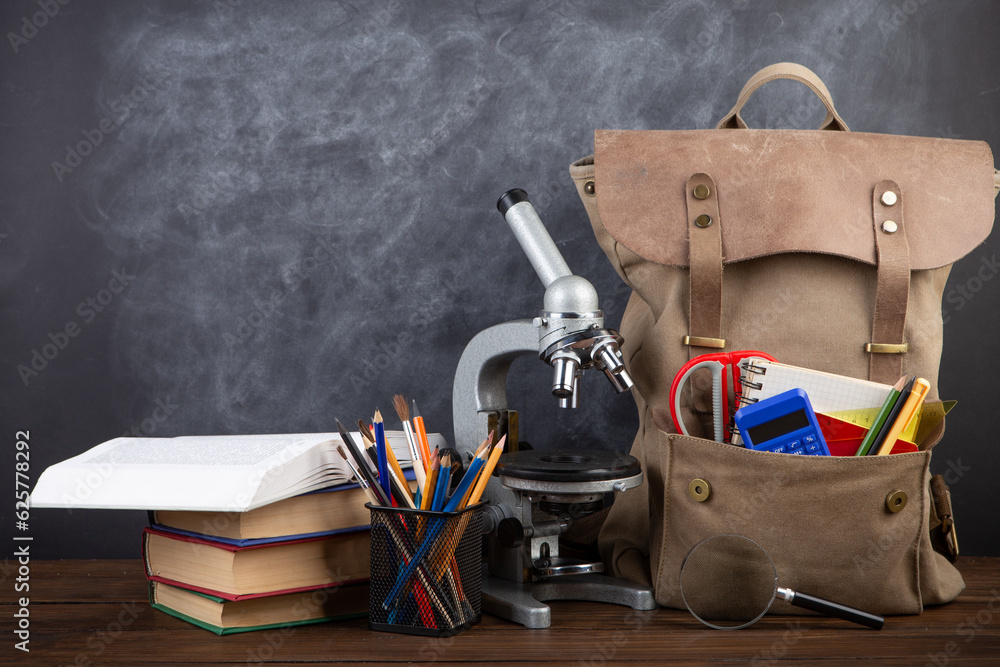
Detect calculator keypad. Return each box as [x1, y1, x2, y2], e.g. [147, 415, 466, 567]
[753, 432, 827, 456]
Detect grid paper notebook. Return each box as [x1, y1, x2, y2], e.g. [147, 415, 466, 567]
[738, 359, 893, 415]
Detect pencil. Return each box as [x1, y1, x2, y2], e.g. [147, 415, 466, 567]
[466, 434, 506, 507]
[420, 448, 439, 512]
[432, 453, 452, 511]
[867, 376, 916, 456]
[373, 410, 392, 502]
[445, 432, 492, 513]
[445, 449, 486, 512]
[412, 400, 433, 472]
[876, 378, 930, 455]
[356, 421, 382, 488]
[855, 376, 908, 456]
[383, 431, 416, 508]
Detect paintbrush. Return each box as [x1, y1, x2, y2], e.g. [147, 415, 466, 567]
[337, 445, 381, 507]
[393, 395, 427, 489]
[335, 419, 388, 506]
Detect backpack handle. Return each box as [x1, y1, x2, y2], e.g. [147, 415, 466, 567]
[716, 62, 850, 132]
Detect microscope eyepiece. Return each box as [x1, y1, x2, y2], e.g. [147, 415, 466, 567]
[497, 188, 530, 216]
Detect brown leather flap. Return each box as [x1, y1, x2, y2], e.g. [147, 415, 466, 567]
[593, 129, 995, 270]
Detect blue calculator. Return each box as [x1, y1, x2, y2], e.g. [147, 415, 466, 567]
[734, 388, 830, 456]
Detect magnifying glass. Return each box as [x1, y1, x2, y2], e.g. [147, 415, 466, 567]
[679, 534, 884, 630]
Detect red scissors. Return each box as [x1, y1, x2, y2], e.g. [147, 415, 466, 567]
[669, 350, 777, 442]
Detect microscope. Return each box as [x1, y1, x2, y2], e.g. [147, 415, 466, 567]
[452, 189, 656, 628]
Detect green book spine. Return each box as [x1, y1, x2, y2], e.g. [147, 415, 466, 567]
[149, 601, 365, 635]
[148, 581, 367, 635]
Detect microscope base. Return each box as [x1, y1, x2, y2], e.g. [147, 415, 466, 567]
[481, 570, 656, 629]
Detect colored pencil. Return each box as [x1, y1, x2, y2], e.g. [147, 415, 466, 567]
[866, 376, 916, 456]
[412, 400, 433, 472]
[855, 376, 909, 456]
[445, 449, 486, 512]
[383, 431, 416, 508]
[432, 453, 452, 511]
[466, 434, 506, 507]
[373, 410, 392, 501]
[420, 448, 439, 512]
[877, 378, 930, 455]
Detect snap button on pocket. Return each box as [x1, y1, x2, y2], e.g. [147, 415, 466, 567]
[886, 490, 908, 513]
[689, 478, 711, 502]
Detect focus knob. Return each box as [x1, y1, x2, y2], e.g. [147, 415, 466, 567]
[497, 517, 524, 549]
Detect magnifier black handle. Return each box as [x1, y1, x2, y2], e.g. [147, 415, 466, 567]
[781, 588, 884, 630]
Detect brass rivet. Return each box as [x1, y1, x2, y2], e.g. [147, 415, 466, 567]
[882, 220, 898, 234]
[886, 490, 908, 513]
[688, 478, 711, 502]
[584, 180, 596, 196]
[695, 214, 712, 228]
[881, 191, 897, 206]
[693, 183, 711, 200]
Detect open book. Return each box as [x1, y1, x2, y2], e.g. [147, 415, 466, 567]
[29, 431, 443, 512]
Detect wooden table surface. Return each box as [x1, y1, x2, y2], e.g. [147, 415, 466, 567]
[2, 558, 999, 665]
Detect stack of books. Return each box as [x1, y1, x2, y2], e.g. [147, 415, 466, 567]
[31, 431, 441, 634]
[145, 486, 376, 634]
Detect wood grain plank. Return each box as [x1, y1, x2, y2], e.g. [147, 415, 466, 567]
[2, 559, 998, 664]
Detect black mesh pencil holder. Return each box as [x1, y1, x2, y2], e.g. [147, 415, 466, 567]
[367, 502, 484, 636]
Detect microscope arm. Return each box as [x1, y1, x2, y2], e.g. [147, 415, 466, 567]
[452, 319, 538, 456]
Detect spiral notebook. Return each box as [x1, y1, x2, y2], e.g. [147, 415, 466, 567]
[734, 358, 894, 446]
[736, 358, 951, 449]
[737, 358, 893, 414]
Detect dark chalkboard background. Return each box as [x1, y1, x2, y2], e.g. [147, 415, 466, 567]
[2, 0, 998, 558]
